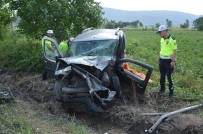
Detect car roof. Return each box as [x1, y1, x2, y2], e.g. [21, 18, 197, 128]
[73, 29, 122, 42]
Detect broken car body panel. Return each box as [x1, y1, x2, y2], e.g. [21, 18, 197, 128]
[42, 28, 154, 112]
[60, 56, 113, 71]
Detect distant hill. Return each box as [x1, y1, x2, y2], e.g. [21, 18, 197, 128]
[102, 8, 201, 27]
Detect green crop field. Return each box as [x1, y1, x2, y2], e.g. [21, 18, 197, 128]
[123, 28, 203, 100]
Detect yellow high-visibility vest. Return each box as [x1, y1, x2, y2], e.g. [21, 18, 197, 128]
[59, 41, 68, 54]
[160, 36, 177, 57]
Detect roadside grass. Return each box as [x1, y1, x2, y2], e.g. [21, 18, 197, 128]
[0, 29, 43, 72]
[0, 101, 92, 134]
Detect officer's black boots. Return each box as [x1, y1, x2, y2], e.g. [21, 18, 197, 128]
[159, 86, 165, 94]
[169, 86, 174, 98]
[159, 87, 174, 98]
[169, 90, 174, 98]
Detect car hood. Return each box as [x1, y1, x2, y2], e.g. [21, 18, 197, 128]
[60, 56, 115, 71]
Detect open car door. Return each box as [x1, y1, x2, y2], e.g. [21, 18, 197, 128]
[42, 36, 64, 78]
[116, 58, 154, 95]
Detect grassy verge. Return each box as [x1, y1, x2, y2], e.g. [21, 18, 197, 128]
[0, 101, 92, 134]
[0, 29, 43, 72]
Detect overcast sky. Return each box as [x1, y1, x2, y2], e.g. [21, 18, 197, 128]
[95, 0, 203, 15]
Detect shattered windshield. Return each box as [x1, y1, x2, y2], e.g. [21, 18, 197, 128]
[70, 40, 118, 57]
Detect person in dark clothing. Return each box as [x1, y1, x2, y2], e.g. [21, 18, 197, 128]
[156, 25, 177, 97]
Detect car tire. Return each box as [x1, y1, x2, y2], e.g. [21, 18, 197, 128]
[53, 81, 63, 101]
[111, 75, 121, 96]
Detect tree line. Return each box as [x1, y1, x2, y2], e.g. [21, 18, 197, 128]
[0, 0, 104, 41]
[103, 20, 143, 29]
[104, 18, 203, 30]
[0, 0, 203, 41]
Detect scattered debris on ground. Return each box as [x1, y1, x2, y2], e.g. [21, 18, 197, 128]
[0, 70, 203, 134]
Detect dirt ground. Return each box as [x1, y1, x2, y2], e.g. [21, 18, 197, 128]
[0, 70, 203, 134]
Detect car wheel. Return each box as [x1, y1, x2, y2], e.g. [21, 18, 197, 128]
[53, 80, 63, 101]
[111, 75, 121, 96]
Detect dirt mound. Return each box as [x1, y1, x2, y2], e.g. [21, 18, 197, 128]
[105, 92, 203, 133]
[0, 70, 203, 134]
[183, 125, 203, 134]
[105, 105, 203, 133]
[0, 70, 53, 102]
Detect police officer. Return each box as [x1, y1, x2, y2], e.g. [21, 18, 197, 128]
[59, 37, 74, 56]
[59, 40, 68, 55]
[156, 25, 177, 97]
[46, 29, 54, 38]
[42, 30, 55, 80]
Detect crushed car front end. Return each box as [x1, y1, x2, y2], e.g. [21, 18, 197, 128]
[52, 29, 153, 112]
[54, 29, 123, 112]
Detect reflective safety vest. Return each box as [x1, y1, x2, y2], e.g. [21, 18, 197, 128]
[59, 41, 68, 54]
[44, 40, 52, 51]
[160, 36, 177, 57]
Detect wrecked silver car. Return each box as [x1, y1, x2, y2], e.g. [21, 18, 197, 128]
[42, 28, 153, 112]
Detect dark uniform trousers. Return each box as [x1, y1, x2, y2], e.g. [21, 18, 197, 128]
[159, 58, 174, 92]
